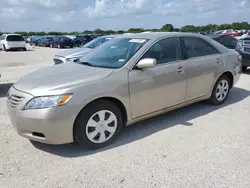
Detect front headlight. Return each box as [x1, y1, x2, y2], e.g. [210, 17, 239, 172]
[24, 94, 72, 110]
[66, 57, 79, 63]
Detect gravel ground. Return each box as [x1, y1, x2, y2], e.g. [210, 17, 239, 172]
[0, 48, 250, 188]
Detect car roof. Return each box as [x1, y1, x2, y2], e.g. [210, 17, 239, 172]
[100, 34, 121, 38]
[117, 32, 207, 40]
[5, 34, 22, 36]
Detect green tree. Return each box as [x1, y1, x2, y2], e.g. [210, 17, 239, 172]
[27, 32, 37, 36]
[83, 30, 93, 34]
[127, 28, 144, 33]
[104, 30, 116, 34]
[116, 30, 125, 34]
[150, 28, 159, 32]
[15, 32, 28, 36]
[173, 28, 180, 32]
[94, 29, 104, 34]
[160, 24, 174, 32]
[180, 25, 197, 32]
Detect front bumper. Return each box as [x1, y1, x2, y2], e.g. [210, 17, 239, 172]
[6, 86, 75, 144]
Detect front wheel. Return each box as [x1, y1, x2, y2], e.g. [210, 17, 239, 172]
[209, 75, 230, 105]
[3, 45, 7, 51]
[74, 100, 123, 149]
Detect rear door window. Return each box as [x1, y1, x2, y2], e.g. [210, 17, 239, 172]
[6, 35, 25, 41]
[181, 37, 219, 59]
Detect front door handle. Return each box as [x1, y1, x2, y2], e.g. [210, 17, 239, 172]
[177, 66, 184, 73]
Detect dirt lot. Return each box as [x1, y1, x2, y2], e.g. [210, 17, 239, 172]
[0, 47, 250, 188]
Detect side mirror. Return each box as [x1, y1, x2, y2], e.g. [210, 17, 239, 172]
[136, 58, 157, 69]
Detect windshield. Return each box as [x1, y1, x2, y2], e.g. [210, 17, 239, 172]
[83, 37, 114, 49]
[79, 38, 148, 69]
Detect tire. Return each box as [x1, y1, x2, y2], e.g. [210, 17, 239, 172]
[3, 45, 7, 51]
[242, 66, 247, 72]
[209, 75, 231, 105]
[74, 100, 123, 149]
[23, 48, 27, 51]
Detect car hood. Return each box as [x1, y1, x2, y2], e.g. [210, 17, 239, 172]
[14, 63, 114, 96]
[55, 47, 92, 58]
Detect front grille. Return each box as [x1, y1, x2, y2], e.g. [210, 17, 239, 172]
[53, 58, 64, 65]
[8, 95, 24, 108]
[243, 41, 250, 45]
[243, 47, 250, 54]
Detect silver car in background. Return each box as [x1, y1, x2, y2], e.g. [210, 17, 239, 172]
[53, 35, 120, 65]
[7, 32, 241, 149]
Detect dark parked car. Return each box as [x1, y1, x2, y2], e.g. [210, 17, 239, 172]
[53, 34, 120, 64]
[37, 36, 54, 47]
[73, 35, 93, 46]
[209, 34, 237, 49]
[51, 36, 74, 49]
[236, 37, 250, 71]
[30, 36, 42, 46]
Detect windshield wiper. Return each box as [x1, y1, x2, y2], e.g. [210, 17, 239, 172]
[80, 62, 95, 67]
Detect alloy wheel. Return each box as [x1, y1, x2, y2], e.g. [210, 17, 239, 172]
[215, 79, 229, 101]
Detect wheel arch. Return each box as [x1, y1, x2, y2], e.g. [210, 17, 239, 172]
[218, 71, 234, 89]
[73, 96, 129, 136]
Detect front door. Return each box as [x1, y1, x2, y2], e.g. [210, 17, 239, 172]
[128, 37, 187, 119]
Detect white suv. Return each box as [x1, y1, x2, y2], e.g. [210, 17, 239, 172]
[0, 34, 26, 51]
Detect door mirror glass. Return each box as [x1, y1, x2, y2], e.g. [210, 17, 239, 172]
[136, 58, 156, 69]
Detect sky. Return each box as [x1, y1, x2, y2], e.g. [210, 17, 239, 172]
[0, 0, 250, 32]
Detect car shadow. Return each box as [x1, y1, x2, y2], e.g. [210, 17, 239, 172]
[242, 68, 250, 74]
[0, 83, 13, 98]
[31, 87, 250, 158]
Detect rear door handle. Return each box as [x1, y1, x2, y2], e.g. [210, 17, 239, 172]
[216, 58, 222, 64]
[177, 66, 184, 73]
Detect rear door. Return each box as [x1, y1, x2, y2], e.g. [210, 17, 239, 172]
[180, 37, 223, 100]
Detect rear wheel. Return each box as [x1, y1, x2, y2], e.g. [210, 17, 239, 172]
[242, 66, 248, 72]
[23, 48, 27, 51]
[210, 75, 230, 105]
[74, 100, 123, 149]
